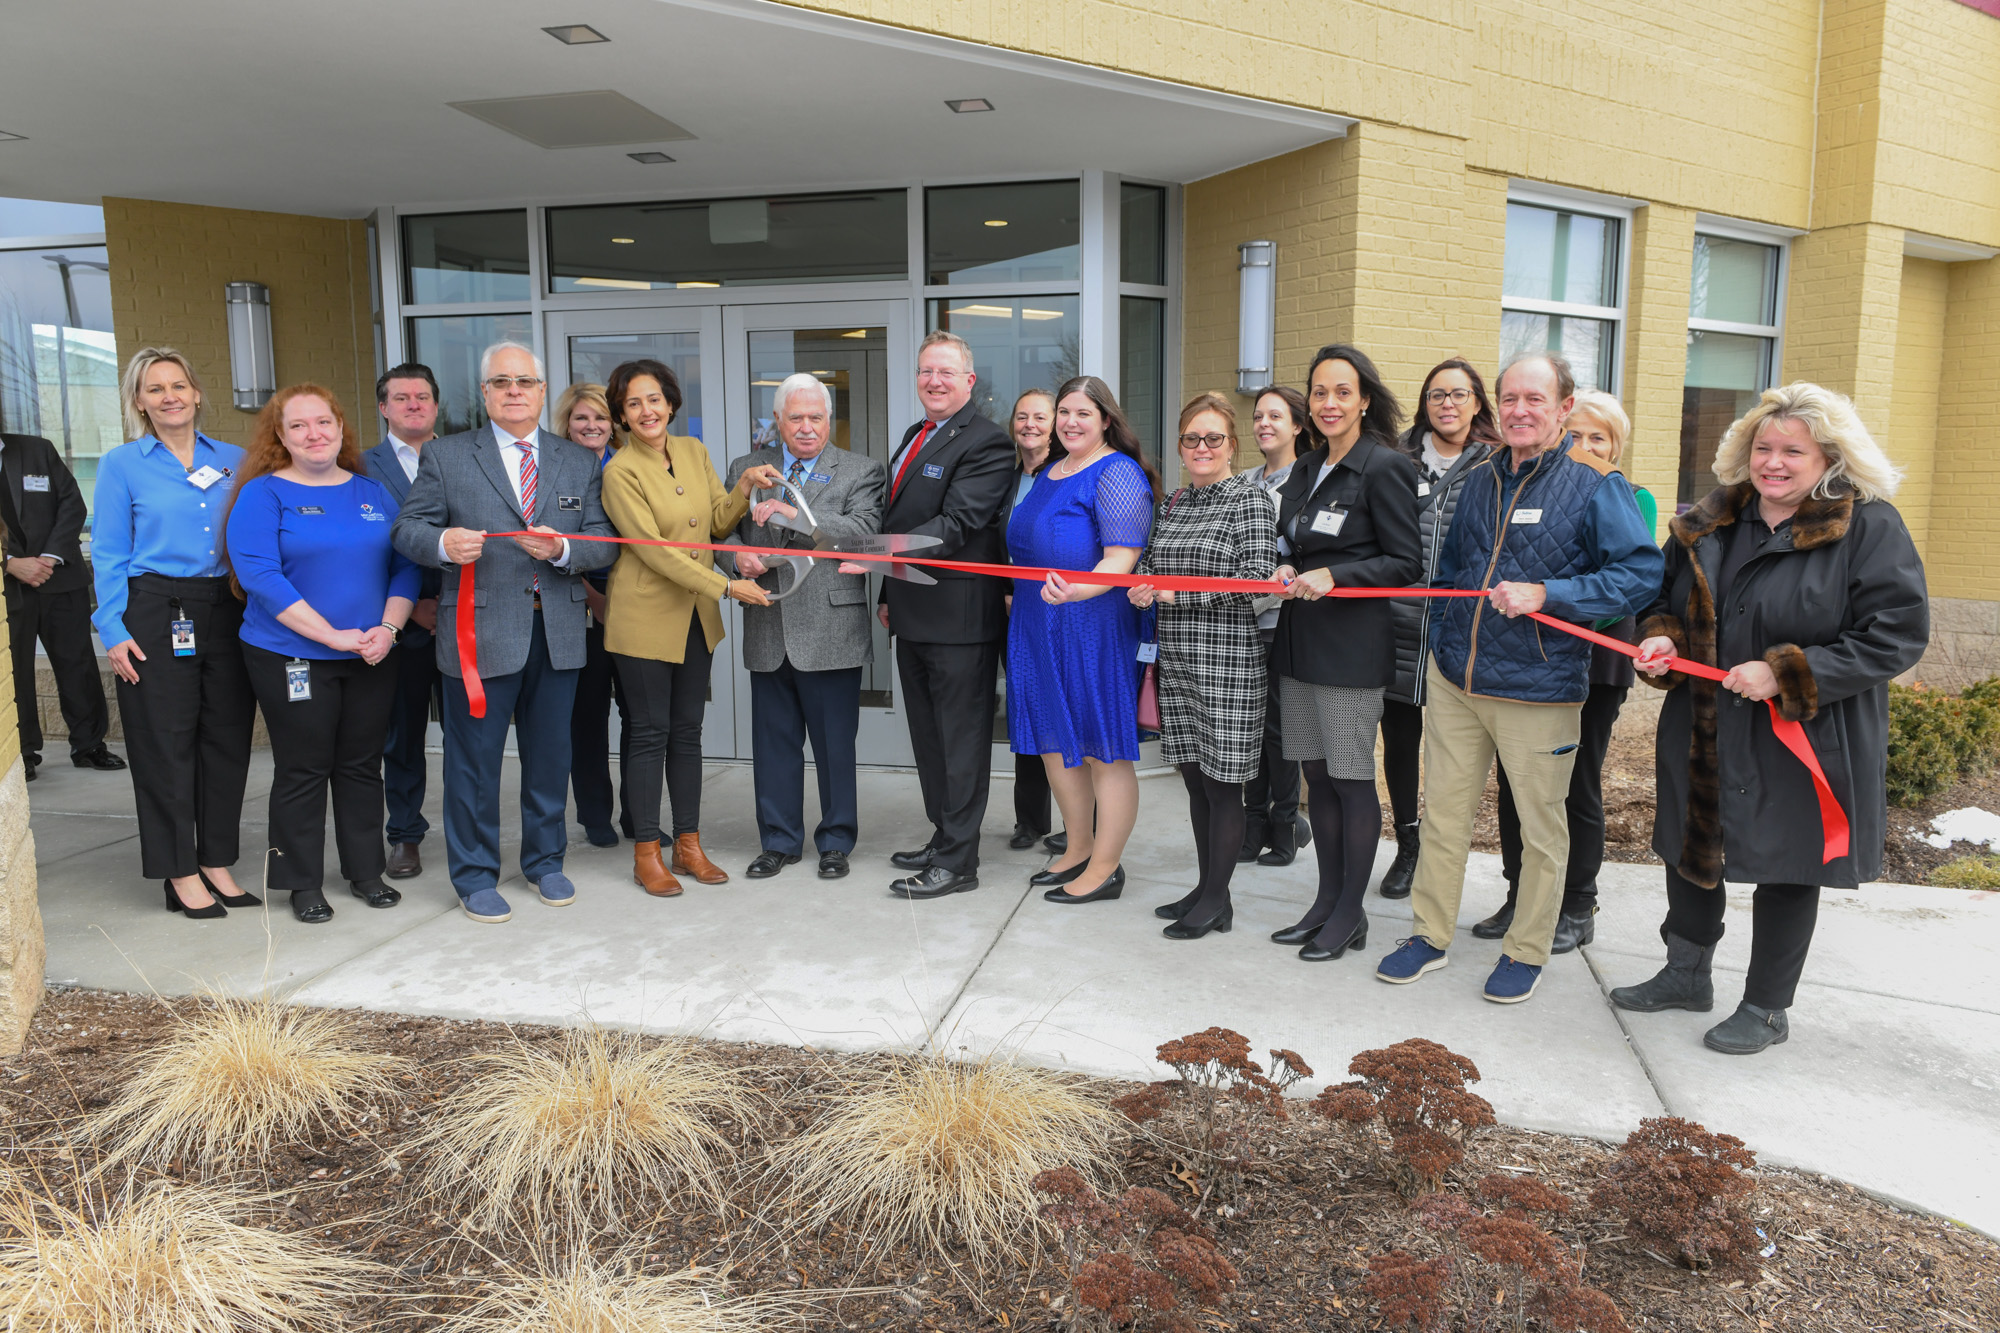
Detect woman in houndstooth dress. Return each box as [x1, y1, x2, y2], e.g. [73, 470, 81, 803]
[1130, 393, 1278, 940]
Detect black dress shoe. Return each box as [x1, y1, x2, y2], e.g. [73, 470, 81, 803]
[890, 845, 936, 870]
[385, 842, 422, 879]
[73, 745, 128, 770]
[163, 879, 226, 919]
[1471, 900, 1516, 940]
[585, 825, 620, 847]
[198, 870, 261, 909]
[291, 889, 334, 924]
[1270, 918, 1323, 946]
[1043, 831, 1067, 855]
[818, 850, 850, 879]
[1044, 865, 1124, 904]
[1154, 886, 1202, 920]
[747, 851, 801, 879]
[1029, 859, 1089, 888]
[1550, 904, 1596, 954]
[891, 865, 977, 898]
[24, 758, 37, 782]
[1300, 916, 1368, 962]
[350, 878, 401, 908]
[1163, 901, 1232, 939]
[1008, 824, 1046, 850]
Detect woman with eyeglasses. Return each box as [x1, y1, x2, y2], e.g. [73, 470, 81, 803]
[1269, 344, 1422, 963]
[1378, 358, 1501, 901]
[1130, 394, 1278, 939]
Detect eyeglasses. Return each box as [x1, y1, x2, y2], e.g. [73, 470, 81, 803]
[916, 368, 963, 383]
[1178, 433, 1231, 451]
[484, 376, 545, 391]
[1425, 388, 1473, 406]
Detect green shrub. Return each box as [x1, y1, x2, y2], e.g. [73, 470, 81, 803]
[1929, 854, 2000, 890]
[1886, 679, 2000, 807]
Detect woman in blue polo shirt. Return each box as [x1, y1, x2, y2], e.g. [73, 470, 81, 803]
[224, 384, 420, 924]
[93, 348, 257, 920]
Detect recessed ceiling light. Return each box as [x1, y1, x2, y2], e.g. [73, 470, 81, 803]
[839, 330, 868, 339]
[628, 151, 676, 164]
[983, 219, 1008, 227]
[675, 280, 720, 288]
[544, 24, 609, 44]
[945, 98, 994, 114]
[610, 236, 635, 244]
[0, 130, 25, 142]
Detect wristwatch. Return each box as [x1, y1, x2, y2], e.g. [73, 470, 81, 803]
[380, 621, 402, 644]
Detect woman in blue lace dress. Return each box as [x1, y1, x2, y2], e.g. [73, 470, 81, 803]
[1007, 375, 1160, 906]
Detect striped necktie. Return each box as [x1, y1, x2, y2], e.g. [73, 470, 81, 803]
[516, 440, 539, 592]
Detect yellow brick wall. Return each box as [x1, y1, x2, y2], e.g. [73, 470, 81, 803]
[1872, 0, 2000, 248]
[0, 615, 15, 778]
[1780, 222, 1905, 430]
[1930, 257, 2000, 602]
[1889, 258, 1949, 554]
[103, 199, 376, 449]
[1619, 204, 1696, 529]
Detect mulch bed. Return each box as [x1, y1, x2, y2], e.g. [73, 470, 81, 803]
[4, 988, 1995, 1331]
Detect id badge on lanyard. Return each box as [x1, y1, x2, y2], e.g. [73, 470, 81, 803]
[285, 659, 312, 703]
[169, 599, 196, 657]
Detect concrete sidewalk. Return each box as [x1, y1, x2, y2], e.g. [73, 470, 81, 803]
[26, 754, 2000, 1236]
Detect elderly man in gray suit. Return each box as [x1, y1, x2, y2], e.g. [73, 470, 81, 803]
[725, 372, 886, 880]
[391, 341, 616, 923]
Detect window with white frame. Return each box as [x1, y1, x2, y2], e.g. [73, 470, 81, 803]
[1500, 198, 1625, 394]
[1679, 227, 1785, 505]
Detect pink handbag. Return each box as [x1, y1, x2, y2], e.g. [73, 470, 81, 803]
[1137, 662, 1161, 732]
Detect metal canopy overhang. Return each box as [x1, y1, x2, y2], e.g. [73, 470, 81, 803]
[0, 0, 1352, 217]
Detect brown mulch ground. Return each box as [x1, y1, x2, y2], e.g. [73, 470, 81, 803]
[4, 988, 1995, 1331]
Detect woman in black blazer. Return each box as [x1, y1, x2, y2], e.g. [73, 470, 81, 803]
[1269, 344, 1422, 964]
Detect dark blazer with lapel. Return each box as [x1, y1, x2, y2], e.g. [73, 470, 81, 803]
[879, 401, 1015, 645]
[1271, 439, 1423, 689]
[363, 438, 444, 611]
[0, 433, 90, 594]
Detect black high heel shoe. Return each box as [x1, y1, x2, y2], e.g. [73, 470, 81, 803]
[1153, 886, 1202, 921]
[1163, 901, 1233, 940]
[1029, 859, 1090, 888]
[1270, 917, 1325, 946]
[198, 869, 261, 909]
[1299, 916, 1368, 962]
[291, 888, 334, 924]
[163, 879, 227, 919]
[1044, 865, 1125, 904]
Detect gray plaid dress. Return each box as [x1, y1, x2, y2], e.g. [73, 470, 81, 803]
[1137, 473, 1279, 782]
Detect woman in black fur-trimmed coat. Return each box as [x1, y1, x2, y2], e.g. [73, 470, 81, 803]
[1611, 384, 1928, 1056]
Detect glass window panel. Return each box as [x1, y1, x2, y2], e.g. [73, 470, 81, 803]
[1499, 310, 1615, 394]
[1120, 296, 1166, 471]
[402, 211, 530, 305]
[1678, 329, 1774, 505]
[568, 331, 706, 442]
[1503, 204, 1619, 307]
[927, 295, 1080, 425]
[547, 191, 907, 292]
[0, 245, 119, 518]
[1120, 183, 1167, 286]
[1690, 234, 1779, 326]
[0, 197, 105, 237]
[407, 312, 534, 436]
[927, 181, 1081, 286]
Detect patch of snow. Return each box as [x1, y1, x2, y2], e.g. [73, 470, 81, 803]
[1923, 807, 2000, 850]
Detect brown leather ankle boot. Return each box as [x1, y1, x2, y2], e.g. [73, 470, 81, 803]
[633, 840, 682, 897]
[672, 831, 730, 884]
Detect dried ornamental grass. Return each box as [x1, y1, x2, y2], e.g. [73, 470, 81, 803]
[0, 1179, 376, 1332]
[437, 1250, 826, 1333]
[86, 996, 408, 1176]
[416, 1026, 760, 1237]
[774, 1054, 1122, 1267]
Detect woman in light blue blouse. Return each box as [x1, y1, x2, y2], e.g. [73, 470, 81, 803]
[223, 385, 420, 924]
[92, 348, 256, 920]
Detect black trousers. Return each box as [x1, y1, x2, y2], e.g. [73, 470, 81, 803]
[1497, 682, 1628, 912]
[897, 637, 1001, 875]
[380, 624, 440, 846]
[1014, 751, 1052, 834]
[1379, 698, 1424, 827]
[1663, 866, 1821, 1010]
[5, 582, 108, 762]
[114, 575, 256, 879]
[614, 617, 712, 842]
[1240, 633, 1301, 830]
[243, 643, 400, 893]
[571, 619, 631, 837]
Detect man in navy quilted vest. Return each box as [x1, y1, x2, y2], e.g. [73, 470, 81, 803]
[1377, 353, 1663, 1004]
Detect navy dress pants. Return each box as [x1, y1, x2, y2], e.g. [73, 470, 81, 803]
[751, 660, 862, 856]
[439, 612, 579, 898]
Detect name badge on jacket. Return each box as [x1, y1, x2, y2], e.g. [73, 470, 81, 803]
[558, 495, 582, 511]
[23, 475, 49, 492]
[1310, 507, 1347, 536]
[1416, 482, 1431, 498]
[1511, 508, 1544, 525]
[922, 463, 945, 480]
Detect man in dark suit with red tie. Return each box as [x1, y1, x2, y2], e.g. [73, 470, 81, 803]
[877, 331, 1016, 898]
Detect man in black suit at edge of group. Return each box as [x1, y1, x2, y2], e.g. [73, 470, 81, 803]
[1, 426, 123, 781]
[865, 330, 1016, 898]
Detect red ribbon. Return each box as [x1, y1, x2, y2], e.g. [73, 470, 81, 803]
[454, 533, 1849, 865]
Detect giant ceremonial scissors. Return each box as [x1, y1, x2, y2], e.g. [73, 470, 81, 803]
[748, 473, 941, 601]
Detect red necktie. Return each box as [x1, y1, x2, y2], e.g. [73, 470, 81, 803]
[892, 421, 935, 499]
[516, 440, 540, 592]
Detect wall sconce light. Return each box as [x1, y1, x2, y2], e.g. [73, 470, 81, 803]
[225, 281, 275, 411]
[1236, 241, 1276, 395]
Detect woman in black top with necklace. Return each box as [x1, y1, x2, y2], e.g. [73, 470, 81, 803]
[1270, 344, 1422, 963]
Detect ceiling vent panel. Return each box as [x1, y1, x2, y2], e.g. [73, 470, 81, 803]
[448, 90, 695, 149]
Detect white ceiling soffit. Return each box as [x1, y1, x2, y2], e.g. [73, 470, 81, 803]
[1903, 231, 1999, 263]
[449, 91, 698, 149]
[0, 0, 1352, 218]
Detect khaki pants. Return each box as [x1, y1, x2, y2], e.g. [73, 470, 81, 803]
[1410, 661, 1581, 967]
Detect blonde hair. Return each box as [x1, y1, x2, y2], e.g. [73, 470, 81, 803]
[553, 381, 619, 449]
[120, 346, 207, 441]
[1712, 382, 1902, 502]
[1567, 390, 1631, 464]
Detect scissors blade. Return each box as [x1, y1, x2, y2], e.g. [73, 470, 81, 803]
[885, 561, 937, 585]
[826, 533, 944, 556]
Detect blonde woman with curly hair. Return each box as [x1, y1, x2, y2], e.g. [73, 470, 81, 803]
[553, 381, 631, 846]
[1615, 382, 1929, 1054]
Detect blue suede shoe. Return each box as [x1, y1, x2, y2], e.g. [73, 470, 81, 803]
[534, 872, 577, 906]
[460, 888, 512, 923]
[1376, 937, 1449, 984]
[1483, 954, 1542, 1004]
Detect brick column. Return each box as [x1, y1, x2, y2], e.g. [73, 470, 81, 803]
[1781, 221, 1905, 428]
[0, 617, 45, 1055]
[1620, 204, 1697, 529]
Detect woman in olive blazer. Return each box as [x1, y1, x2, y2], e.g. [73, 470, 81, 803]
[600, 358, 780, 897]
